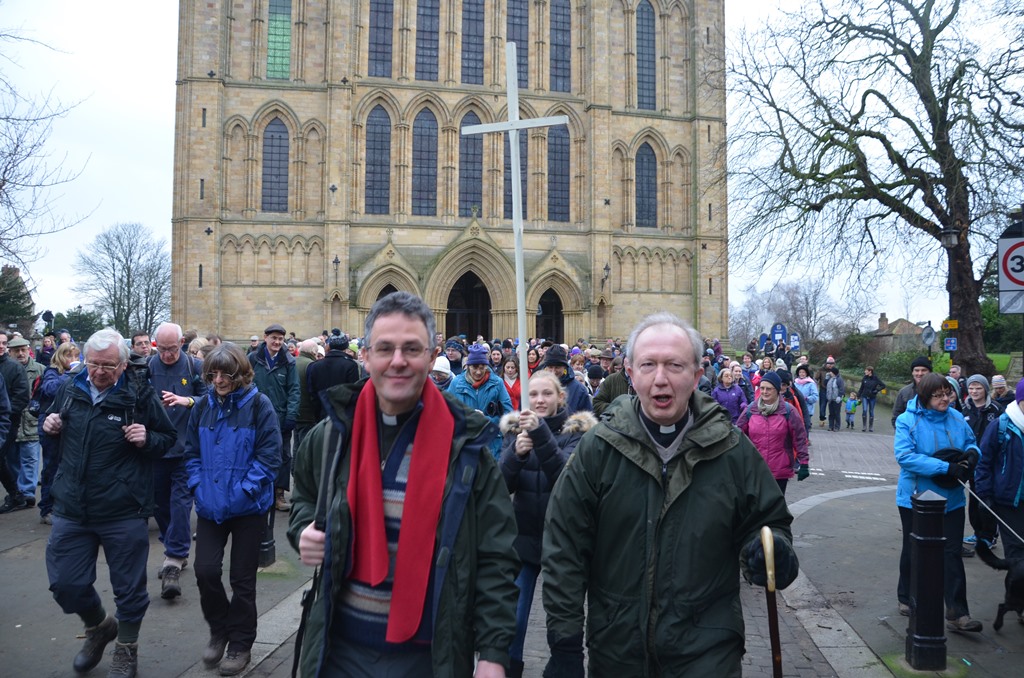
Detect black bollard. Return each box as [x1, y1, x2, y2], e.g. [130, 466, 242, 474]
[905, 489, 946, 671]
[259, 506, 277, 567]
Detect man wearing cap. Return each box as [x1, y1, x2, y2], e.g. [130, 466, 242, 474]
[2, 336, 44, 512]
[447, 344, 513, 460]
[288, 291, 518, 677]
[977, 380, 1024, 565]
[249, 324, 300, 511]
[891, 356, 932, 427]
[542, 312, 797, 676]
[306, 331, 361, 422]
[0, 331, 31, 513]
[597, 348, 615, 378]
[444, 338, 467, 376]
[247, 336, 260, 355]
[538, 345, 592, 416]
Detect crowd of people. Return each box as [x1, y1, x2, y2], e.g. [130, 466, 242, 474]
[6, 308, 1022, 674]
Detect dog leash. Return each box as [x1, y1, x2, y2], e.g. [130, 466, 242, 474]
[958, 479, 1024, 546]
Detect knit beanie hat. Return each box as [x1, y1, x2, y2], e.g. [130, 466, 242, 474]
[910, 356, 932, 371]
[965, 374, 990, 394]
[992, 375, 1007, 389]
[760, 372, 782, 392]
[587, 364, 604, 380]
[540, 345, 571, 370]
[1017, 379, 1024, 404]
[432, 356, 452, 377]
[777, 369, 793, 385]
[445, 339, 466, 355]
[466, 344, 489, 366]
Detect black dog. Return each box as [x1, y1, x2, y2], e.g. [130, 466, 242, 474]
[976, 541, 1024, 631]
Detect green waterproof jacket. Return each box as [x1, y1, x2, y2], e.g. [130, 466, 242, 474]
[542, 390, 795, 676]
[248, 343, 299, 425]
[287, 378, 520, 677]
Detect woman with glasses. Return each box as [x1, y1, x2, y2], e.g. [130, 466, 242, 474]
[893, 372, 982, 632]
[184, 343, 280, 675]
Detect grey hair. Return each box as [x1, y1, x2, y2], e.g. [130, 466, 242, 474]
[364, 291, 437, 346]
[154, 322, 183, 343]
[83, 328, 130, 362]
[298, 338, 319, 359]
[625, 312, 703, 368]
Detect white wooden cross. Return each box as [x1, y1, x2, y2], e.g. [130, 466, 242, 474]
[462, 42, 568, 398]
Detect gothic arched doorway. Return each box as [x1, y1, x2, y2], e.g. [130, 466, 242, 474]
[536, 288, 563, 342]
[377, 284, 398, 301]
[446, 272, 491, 339]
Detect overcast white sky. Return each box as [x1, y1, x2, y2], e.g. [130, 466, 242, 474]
[3, 0, 950, 336]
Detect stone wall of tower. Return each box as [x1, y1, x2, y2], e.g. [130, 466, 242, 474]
[171, 0, 729, 344]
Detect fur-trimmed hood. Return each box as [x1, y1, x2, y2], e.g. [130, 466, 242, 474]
[500, 409, 597, 436]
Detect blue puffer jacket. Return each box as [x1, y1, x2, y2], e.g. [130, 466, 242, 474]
[447, 371, 513, 459]
[894, 396, 979, 512]
[977, 412, 1024, 508]
[184, 384, 281, 524]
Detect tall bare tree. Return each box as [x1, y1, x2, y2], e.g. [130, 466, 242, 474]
[73, 223, 170, 336]
[728, 0, 1024, 374]
[1, 26, 84, 268]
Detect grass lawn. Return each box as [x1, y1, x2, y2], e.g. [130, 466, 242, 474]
[989, 353, 1011, 372]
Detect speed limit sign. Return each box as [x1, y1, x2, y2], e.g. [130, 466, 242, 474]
[998, 216, 1024, 313]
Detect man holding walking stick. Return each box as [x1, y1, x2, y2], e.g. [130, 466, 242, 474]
[541, 312, 800, 677]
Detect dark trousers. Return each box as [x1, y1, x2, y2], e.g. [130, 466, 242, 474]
[152, 457, 194, 560]
[995, 504, 1024, 560]
[276, 428, 292, 491]
[827, 401, 841, 430]
[194, 513, 265, 649]
[0, 425, 20, 496]
[45, 516, 151, 623]
[897, 506, 970, 619]
[818, 388, 827, 421]
[37, 435, 60, 516]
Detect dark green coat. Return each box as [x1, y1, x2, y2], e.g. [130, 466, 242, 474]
[248, 344, 299, 425]
[48, 369, 176, 524]
[287, 379, 519, 677]
[542, 390, 795, 676]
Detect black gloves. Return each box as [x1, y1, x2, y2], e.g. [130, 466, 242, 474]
[947, 460, 972, 483]
[797, 463, 809, 481]
[743, 533, 799, 590]
[962, 449, 979, 473]
[543, 631, 584, 678]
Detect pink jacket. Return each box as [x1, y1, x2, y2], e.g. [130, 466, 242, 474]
[736, 402, 809, 480]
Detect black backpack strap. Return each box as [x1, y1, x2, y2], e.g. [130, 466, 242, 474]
[293, 418, 345, 678]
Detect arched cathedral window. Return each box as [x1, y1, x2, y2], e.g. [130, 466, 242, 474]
[366, 106, 392, 214]
[261, 117, 289, 212]
[412, 109, 438, 216]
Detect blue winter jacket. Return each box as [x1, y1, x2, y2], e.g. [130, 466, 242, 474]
[184, 384, 281, 524]
[977, 412, 1024, 508]
[447, 371, 513, 459]
[894, 396, 979, 512]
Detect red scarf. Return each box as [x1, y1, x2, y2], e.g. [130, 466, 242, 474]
[346, 379, 454, 643]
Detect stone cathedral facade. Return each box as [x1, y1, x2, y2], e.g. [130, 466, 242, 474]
[171, 0, 729, 343]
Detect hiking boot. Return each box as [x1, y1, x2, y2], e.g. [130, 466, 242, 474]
[274, 488, 291, 512]
[73, 616, 118, 673]
[898, 602, 911, 616]
[0, 494, 28, 514]
[219, 648, 251, 676]
[160, 565, 182, 599]
[107, 642, 138, 678]
[202, 635, 228, 667]
[947, 616, 983, 633]
[157, 558, 187, 578]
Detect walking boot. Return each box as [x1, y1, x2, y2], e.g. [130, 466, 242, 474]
[202, 634, 228, 667]
[869, 417, 874, 432]
[219, 646, 251, 676]
[74, 616, 118, 673]
[947, 615, 983, 633]
[107, 642, 138, 678]
[160, 564, 182, 599]
[862, 417, 867, 432]
[0, 493, 28, 514]
[275, 488, 291, 512]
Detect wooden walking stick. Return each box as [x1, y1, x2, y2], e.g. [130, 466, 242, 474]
[761, 525, 784, 678]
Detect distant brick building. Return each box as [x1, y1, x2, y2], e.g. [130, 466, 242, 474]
[170, 0, 729, 342]
[869, 313, 925, 353]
